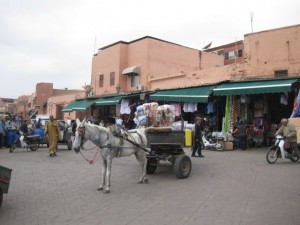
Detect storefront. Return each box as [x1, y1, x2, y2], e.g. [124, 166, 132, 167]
[94, 93, 151, 129]
[149, 85, 224, 131]
[213, 78, 299, 134]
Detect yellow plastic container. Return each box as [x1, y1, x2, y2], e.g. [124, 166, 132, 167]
[185, 129, 192, 147]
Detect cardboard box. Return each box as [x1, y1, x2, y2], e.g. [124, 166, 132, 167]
[224, 141, 233, 150]
[289, 118, 300, 127]
[288, 119, 300, 143]
[296, 127, 300, 143]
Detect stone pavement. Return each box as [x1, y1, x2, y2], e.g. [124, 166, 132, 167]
[0, 143, 300, 225]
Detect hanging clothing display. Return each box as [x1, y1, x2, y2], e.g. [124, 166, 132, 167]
[224, 96, 230, 132]
[120, 99, 131, 114]
[207, 101, 216, 114]
[171, 103, 181, 116]
[183, 102, 197, 112]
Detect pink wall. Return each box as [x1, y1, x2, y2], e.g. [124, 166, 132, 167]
[47, 91, 85, 120]
[91, 37, 224, 94]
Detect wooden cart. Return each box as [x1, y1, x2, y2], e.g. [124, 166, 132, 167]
[145, 128, 192, 179]
[0, 165, 12, 207]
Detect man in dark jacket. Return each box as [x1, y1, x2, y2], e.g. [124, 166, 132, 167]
[237, 121, 247, 150]
[192, 117, 204, 157]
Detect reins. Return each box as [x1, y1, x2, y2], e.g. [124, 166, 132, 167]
[79, 147, 99, 164]
[77, 127, 109, 165]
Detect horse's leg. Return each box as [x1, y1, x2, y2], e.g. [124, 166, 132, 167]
[104, 157, 113, 193]
[135, 151, 148, 184]
[97, 158, 107, 191]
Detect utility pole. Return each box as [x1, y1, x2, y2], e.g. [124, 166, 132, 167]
[250, 11, 254, 33]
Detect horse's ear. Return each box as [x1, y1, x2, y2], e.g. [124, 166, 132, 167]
[81, 118, 86, 126]
[76, 118, 81, 125]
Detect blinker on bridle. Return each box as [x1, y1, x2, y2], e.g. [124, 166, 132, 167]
[77, 126, 86, 148]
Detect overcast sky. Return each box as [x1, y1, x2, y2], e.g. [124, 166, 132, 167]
[0, 0, 299, 99]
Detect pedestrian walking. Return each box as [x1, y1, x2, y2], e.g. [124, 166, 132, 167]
[45, 115, 60, 156]
[192, 117, 204, 157]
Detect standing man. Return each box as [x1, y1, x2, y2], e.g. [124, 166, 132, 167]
[0, 118, 5, 149]
[237, 121, 247, 150]
[192, 117, 204, 157]
[275, 118, 299, 158]
[45, 115, 60, 156]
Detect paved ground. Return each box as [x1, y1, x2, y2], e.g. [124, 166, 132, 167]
[0, 143, 300, 225]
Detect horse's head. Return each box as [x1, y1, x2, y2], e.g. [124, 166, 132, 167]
[73, 118, 88, 153]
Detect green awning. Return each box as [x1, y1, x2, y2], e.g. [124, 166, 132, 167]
[95, 96, 123, 106]
[213, 78, 298, 96]
[62, 100, 81, 112]
[62, 99, 96, 112]
[149, 85, 215, 103]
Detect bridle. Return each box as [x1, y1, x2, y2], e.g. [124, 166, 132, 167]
[77, 126, 86, 148]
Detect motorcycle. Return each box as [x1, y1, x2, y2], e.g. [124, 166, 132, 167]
[266, 135, 299, 164]
[201, 132, 225, 151]
[9, 130, 40, 153]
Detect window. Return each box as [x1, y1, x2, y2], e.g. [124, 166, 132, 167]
[274, 70, 288, 77]
[228, 51, 236, 59]
[224, 52, 229, 60]
[238, 49, 243, 57]
[99, 74, 104, 87]
[225, 50, 243, 59]
[110, 72, 115, 86]
[131, 75, 139, 87]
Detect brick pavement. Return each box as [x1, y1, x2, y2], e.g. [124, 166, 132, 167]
[0, 143, 300, 225]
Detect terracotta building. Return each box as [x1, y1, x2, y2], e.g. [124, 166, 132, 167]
[60, 24, 300, 131]
[91, 36, 224, 96]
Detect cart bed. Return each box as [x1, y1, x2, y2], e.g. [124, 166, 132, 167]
[0, 165, 12, 193]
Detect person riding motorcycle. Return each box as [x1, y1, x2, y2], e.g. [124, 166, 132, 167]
[274, 118, 299, 158]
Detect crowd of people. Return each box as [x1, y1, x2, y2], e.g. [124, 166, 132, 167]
[0, 115, 27, 148]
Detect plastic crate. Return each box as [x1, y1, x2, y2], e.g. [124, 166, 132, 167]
[0, 165, 12, 193]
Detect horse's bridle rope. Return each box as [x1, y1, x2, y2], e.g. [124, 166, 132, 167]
[77, 126, 109, 164]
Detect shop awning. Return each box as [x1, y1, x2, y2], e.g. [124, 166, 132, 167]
[95, 96, 123, 106]
[62, 99, 96, 112]
[213, 78, 298, 96]
[122, 66, 140, 75]
[62, 100, 80, 112]
[149, 85, 215, 103]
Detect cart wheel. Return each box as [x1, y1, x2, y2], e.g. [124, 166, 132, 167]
[174, 155, 192, 179]
[146, 158, 158, 174]
[67, 139, 72, 150]
[0, 187, 3, 208]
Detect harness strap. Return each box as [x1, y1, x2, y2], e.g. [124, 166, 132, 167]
[124, 137, 150, 153]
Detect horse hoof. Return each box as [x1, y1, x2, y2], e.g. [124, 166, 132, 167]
[104, 190, 110, 194]
[144, 178, 149, 184]
[137, 180, 143, 184]
[97, 187, 104, 191]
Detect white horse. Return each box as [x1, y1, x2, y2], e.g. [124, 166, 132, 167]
[72, 119, 149, 193]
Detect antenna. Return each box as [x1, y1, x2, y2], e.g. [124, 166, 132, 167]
[250, 12, 254, 33]
[93, 36, 97, 55]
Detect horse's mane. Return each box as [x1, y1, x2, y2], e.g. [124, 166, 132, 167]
[85, 123, 109, 134]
